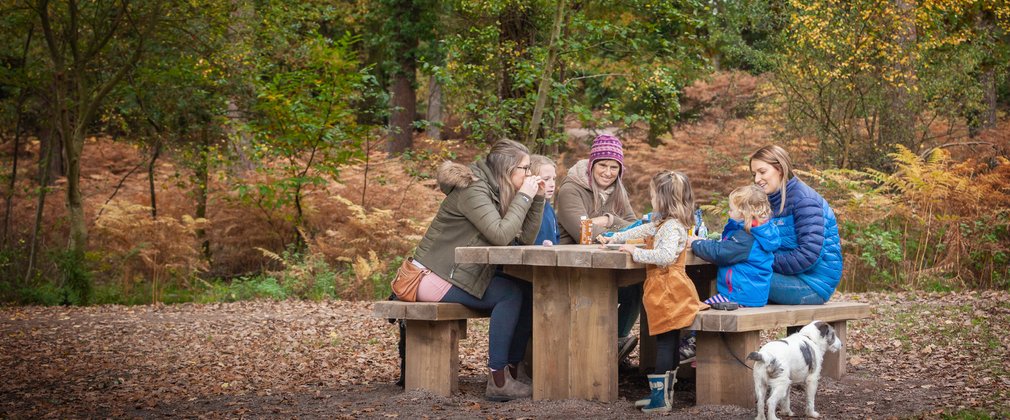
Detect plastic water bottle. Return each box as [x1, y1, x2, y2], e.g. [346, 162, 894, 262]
[602, 212, 653, 238]
[694, 209, 708, 238]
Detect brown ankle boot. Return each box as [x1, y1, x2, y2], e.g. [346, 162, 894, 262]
[507, 362, 532, 385]
[486, 368, 532, 402]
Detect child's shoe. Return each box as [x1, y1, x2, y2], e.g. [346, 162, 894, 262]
[678, 333, 696, 364]
[636, 370, 676, 413]
[618, 335, 639, 362]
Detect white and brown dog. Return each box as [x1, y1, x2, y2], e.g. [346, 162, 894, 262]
[747, 320, 842, 420]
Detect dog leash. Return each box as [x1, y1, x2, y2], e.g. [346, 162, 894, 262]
[719, 332, 754, 370]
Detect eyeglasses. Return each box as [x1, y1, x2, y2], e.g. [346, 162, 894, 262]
[514, 164, 532, 175]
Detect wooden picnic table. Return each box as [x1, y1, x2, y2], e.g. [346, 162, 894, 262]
[455, 244, 714, 402]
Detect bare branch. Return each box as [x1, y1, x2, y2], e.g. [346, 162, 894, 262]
[919, 141, 994, 158]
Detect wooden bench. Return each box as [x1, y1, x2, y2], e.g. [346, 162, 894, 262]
[372, 301, 489, 396]
[641, 301, 871, 408]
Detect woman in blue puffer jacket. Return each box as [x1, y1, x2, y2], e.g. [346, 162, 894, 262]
[749, 145, 843, 304]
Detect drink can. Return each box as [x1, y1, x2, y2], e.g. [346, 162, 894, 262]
[579, 216, 593, 245]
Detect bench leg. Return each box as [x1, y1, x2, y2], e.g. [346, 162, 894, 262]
[822, 321, 847, 379]
[404, 319, 463, 396]
[696, 331, 758, 408]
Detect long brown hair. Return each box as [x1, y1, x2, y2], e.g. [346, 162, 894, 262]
[485, 139, 530, 216]
[589, 160, 633, 217]
[729, 185, 772, 233]
[650, 170, 694, 229]
[749, 145, 794, 214]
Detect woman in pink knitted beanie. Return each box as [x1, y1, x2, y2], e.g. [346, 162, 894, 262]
[555, 134, 637, 244]
[554, 134, 642, 364]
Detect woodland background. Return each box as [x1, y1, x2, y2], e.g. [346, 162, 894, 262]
[2, 0, 1010, 306]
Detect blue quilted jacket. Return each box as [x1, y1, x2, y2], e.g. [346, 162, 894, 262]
[767, 177, 843, 301]
[691, 218, 780, 307]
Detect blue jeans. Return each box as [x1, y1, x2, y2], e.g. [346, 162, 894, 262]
[441, 274, 532, 370]
[768, 273, 827, 305]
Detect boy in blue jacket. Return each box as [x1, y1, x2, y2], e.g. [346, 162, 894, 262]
[531, 155, 559, 245]
[691, 185, 781, 307]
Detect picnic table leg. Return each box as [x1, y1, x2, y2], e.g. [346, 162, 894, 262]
[822, 321, 847, 379]
[532, 266, 618, 402]
[696, 331, 758, 408]
[404, 319, 462, 396]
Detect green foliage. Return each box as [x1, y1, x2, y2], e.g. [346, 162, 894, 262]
[240, 31, 369, 232]
[435, 0, 710, 147]
[941, 409, 1010, 420]
[52, 250, 94, 306]
[705, 0, 787, 73]
[772, 0, 1010, 169]
[811, 147, 1010, 291]
[400, 147, 458, 179]
[192, 247, 394, 302]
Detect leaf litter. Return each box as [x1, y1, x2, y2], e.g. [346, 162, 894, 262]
[1, 292, 1007, 418]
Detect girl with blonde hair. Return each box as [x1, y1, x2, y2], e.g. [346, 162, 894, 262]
[598, 170, 707, 413]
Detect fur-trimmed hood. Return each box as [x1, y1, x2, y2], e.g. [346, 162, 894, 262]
[436, 161, 478, 194]
[564, 159, 592, 191]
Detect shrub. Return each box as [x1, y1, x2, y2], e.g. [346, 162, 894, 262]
[90, 200, 208, 303]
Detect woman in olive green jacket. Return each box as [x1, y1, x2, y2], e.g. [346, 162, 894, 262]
[412, 139, 545, 402]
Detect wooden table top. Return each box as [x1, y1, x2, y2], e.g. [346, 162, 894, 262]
[455, 244, 709, 269]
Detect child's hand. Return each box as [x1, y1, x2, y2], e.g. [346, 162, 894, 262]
[618, 244, 637, 254]
[597, 234, 611, 244]
[688, 235, 705, 243]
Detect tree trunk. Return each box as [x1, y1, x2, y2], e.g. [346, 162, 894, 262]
[3, 107, 24, 247]
[426, 74, 443, 140]
[497, 6, 536, 141]
[64, 128, 87, 260]
[195, 128, 211, 260]
[4, 21, 34, 246]
[387, 69, 416, 155]
[224, 0, 256, 171]
[878, 0, 917, 160]
[981, 68, 997, 129]
[24, 122, 56, 283]
[526, 0, 566, 145]
[969, 67, 997, 137]
[39, 127, 64, 184]
[147, 141, 161, 219]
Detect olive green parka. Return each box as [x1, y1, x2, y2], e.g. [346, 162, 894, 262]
[413, 160, 545, 298]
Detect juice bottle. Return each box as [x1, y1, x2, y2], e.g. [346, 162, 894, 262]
[579, 216, 593, 244]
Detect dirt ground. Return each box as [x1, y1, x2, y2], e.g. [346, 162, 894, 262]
[2, 292, 1009, 419]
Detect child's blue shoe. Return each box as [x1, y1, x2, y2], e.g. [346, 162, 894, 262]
[636, 370, 675, 413]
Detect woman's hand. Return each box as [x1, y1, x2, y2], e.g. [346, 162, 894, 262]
[519, 175, 541, 197]
[591, 215, 610, 228]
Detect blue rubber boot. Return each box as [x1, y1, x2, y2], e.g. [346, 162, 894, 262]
[635, 368, 677, 408]
[640, 372, 672, 413]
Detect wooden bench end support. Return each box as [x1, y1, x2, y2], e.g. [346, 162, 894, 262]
[696, 330, 758, 408]
[822, 320, 847, 380]
[404, 319, 463, 396]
